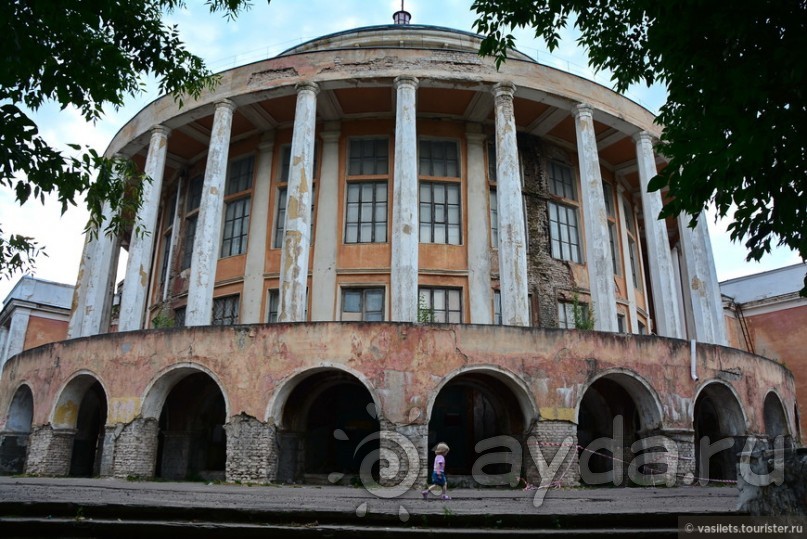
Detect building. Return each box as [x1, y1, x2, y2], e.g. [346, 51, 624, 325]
[722, 263, 807, 440]
[0, 13, 798, 485]
[0, 276, 73, 372]
[0, 276, 72, 473]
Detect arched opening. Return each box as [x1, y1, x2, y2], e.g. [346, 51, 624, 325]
[155, 372, 226, 481]
[1, 385, 34, 474]
[428, 372, 527, 483]
[576, 372, 663, 486]
[693, 382, 745, 483]
[763, 392, 789, 439]
[276, 369, 379, 484]
[69, 381, 107, 477]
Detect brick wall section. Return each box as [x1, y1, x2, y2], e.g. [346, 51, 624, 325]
[224, 414, 276, 483]
[519, 134, 576, 328]
[666, 431, 696, 486]
[525, 420, 580, 487]
[25, 425, 74, 476]
[377, 420, 428, 489]
[112, 418, 159, 479]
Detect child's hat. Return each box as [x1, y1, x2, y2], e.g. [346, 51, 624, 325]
[433, 442, 450, 454]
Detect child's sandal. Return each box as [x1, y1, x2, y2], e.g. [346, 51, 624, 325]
[441, 495, 451, 500]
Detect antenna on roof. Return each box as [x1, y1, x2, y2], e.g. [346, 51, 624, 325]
[393, 0, 411, 25]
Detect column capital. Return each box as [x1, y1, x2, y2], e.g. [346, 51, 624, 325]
[320, 130, 341, 143]
[633, 130, 655, 145]
[295, 81, 320, 96]
[393, 75, 419, 90]
[214, 99, 237, 113]
[151, 124, 171, 138]
[572, 103, 594, 119]
[465, 132, 487, 144]
[492, 81, 516, 100]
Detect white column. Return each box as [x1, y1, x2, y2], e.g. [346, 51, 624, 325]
[493, 83, 529, 326]
[616, 185, 639, 333]
[241, 131, 275, 324]
[278, 82, 319, 322]
[678, 213, 728, 345]
[311, 124, 341, 321]
[1, 308, 31, 370]
[119, 125, 170, 332]
[186, 100, 236, 326]
[573, 104, 617, 332]
[671, 245, 688, 337]
[635, 131, 683, 338]
[466, 126, 493, 324]
[79, 199, 119, 337]
[0, 326, 7, 365]
[391, 75, 419, 322]
[67, 235, 94, 338]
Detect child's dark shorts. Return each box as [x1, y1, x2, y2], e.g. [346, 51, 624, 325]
[432, 471, 447, 486]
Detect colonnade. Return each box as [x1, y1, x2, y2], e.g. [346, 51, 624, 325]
[67, 78, 726, 345]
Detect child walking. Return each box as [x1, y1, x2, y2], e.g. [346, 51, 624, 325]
[422, 442, 451, 500]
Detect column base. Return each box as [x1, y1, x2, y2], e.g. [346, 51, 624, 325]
[525, 420, 580, 487]
[25, 425, 74, 476]
[112, 418, 159, 479]
[224, 413, 277, 484]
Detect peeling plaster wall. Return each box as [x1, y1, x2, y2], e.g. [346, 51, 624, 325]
[0, 324, 795, 434]
[518, 134, 576, 328]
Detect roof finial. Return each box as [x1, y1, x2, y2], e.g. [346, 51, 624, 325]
[393, 1, 411, 25]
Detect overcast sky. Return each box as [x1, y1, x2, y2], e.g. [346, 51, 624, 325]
[0, 0, 801, 301]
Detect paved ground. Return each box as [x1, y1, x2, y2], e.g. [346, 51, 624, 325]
[0, 477, 742, 537]
[0, 476, 740, 515]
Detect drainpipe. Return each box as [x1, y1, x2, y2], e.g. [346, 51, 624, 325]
[690, 339, 698, 381]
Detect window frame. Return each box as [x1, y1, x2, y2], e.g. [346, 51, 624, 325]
[418, 287, 463, 324]
[546, 161, 582, 264]
[340, 287, 386, 322]
[212, 295, 240, 326]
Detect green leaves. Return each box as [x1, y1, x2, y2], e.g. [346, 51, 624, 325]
[0, 0, 259, 278]
[473, 0, 807, 294]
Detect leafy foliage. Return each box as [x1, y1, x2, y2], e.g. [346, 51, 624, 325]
[473, 0, 807, 294]
[0, 0, 257, 277]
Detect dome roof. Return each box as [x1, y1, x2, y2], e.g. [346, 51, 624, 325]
[279, 24, 536, 63]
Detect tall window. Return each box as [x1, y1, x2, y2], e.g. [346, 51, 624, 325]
[273, 143, 318, 248]
[212, 295, 240, 326]
[174, 307, 186, 327]
[602, 181, 621, 275]
[419, 139, 461, 245]
[623, 196, 642, 290]
[349, 138, 388, 176]
[267, 289, 279, 323]
[557, 300, 588, 329]
[419, 140, 459, 177]
[181, 176, 204, 270]
[341, 288, 384, 321]
[548, 202, 581, 263]
[628, 237, 641, 289]
[493, 289, 502, 325]
[489, 189, 499, 248]
[418, 287, 462, 323]
[274, 185, 316, 248]
[419, 182, 461, 244]
[487, 142, 497, 182]
[547, 161, 581, 263]
[221, 156, 254, 257]
[345, 182, 388, 243]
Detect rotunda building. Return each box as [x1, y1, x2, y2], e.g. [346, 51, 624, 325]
[0, 19, 798, 486]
